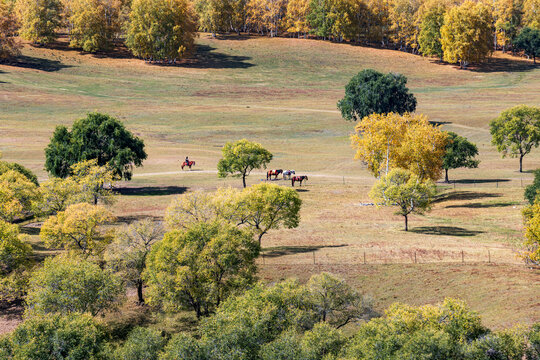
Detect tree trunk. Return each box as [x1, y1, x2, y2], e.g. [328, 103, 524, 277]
[137, 280, 144, 305]
[404, 214, 408, 231]
[242, 173, 247, 188]
[445, 168, 449, 183]
[520, 154, 524, 173]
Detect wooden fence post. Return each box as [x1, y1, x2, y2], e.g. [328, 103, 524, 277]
[461, 250, 464, 263]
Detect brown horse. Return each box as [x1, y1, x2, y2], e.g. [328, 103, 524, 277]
[181, 160, 195, 170]
[291, 175, 308, 187]
[266, 169, 283, 180]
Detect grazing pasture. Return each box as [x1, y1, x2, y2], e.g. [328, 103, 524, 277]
[0, 34, 539, 331]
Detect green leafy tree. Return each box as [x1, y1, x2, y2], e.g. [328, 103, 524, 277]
[235, 183, 302, 245]
[45, 112, 147, 180]
[105, 219, 164, 304]
[259, 330, 303, 360]
[6, 313, 109, 360]
[0, 220, 32, 302]
[442, 131, 479, 183]
[418, 3, 446, 60]
[26, 255, 124, 316]
[36, 177, 81, 215]
[369, 168, 436, 231]
[525, 169, 540, 204]
[300, 322, 346, 360]
[160, 333, 205, 360]
[144, 221, 260, 318]
[15, 0, 63, 44]
[522, 201, 540, 265]
[70, 159, 117, 205]
[217, 139, 273, 187]
[114, 327, 166, 360]
[195, 0, 234, 36]
[514, 27, 540, 64]
[40, 203, 116, 257]
[337, 69, 417, 122]
[125, 0, 198, 61]
[490, 105, 540, 173]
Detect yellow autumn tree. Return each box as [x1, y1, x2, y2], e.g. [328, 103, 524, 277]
[15, 0, 63, 44]
[246, 0, 287, 36]
[522, 201, 540, 266]
[195, 0, 234, 36]
[440, 1, 493, 68]
[492, 0, 523, 52]
[68, 0, 122, 52]
[523, 0, 540, 30]
[351, 112, 448, 181]
[285, 0, 311, 36]
[0, 170, 40, 223]
[0, 0, 21, 59]
[388, 0, 423, 51]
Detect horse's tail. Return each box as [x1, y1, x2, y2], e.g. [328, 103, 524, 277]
[181, 163, 185, 170]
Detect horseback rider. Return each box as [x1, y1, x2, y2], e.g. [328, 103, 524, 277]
[185, 156, 189, 165]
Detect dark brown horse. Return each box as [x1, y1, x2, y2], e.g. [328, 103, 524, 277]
[266, 169, 283, 180]
[181, 160, 196, 170]
[291, 175, 308, 187]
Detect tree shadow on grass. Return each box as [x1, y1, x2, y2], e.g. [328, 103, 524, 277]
[434, 191, 501, 203]
[295, 189, 309, 192]
[409, 226, 484, 237]
[180, 44, 254, 69]
[452, 179, 510, 184]
[446, 201, 519, 209]
[117, 186, 188, 196]
[262, 244, 348, 258]
[428, 56, 536, 73]
[2, 55, 73, 72]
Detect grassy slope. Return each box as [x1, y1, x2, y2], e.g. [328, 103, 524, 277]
[0, 34, 538, 329]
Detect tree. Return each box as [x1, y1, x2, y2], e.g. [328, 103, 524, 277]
[125, 0, 197, 61]
[490, 105, 540, 173]
[6, 313, 109, 360]
[337, 69, 417, 122]
[217, 139, 273, 187]
[0, 170, 40, 223]
[70, 159, 117, 205]
[369, 168, 436, 231]
[144, 221, 260, 318]
[44, 112, 147, 180]
[235, 183, 302, 245]
[523, 0, 540, 30]
[15, 0, 63, 44]
[440, 1, 493, 68]
[522, 201, 540, 265]
[0, 0, 21, 60]
[114, 327, 166, 360]
[195, 0, 234, 36]
[40, 203, 116, 257]
[514, 27, 540, 64]
[285, 0, 311, 36]
[0, 161, 39, 186]
[300, 322, 346, 360]
[351, 112, 447, 180]
[160, 333, 205, 360]
[25, 255, 124, 316]
[105, 219, 164, 304]
[442, 131, 479, 183]
[525, 170, 540, 204]
[418, 1, 446, 60]
[307, 272, 372, 329]
[0, 220, 32, 302]
[36, 177, 81, 215]
[68, 0, 122, 52]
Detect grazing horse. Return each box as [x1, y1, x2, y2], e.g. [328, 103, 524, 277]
[181, 160, 196, 170]
[283, 170, 295, 180]
[291, 175, 308, 187]
[266, 169, 283, 180]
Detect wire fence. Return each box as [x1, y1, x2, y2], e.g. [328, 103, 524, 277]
[256, 247, 523, 266]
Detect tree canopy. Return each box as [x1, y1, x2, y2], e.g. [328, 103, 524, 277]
[490, 105, 540, 173]
[337, 69, 417, 121]
[144, 221, 260, 318]
[442, 131, 479, 183]
[125, 0, 198, 60]
[369, 168, 436, 231]
[514, 27, 540, 64]
[45, 112, 147, 180]
[522, 201, 540, 266]
[25, 255, 124, 316]
[0, 0, 21, 60]
[0, 220, 32, 302]
[217, 139, 273, 187]
[0, 170, 40, 223]
[15, 0, 63, 44]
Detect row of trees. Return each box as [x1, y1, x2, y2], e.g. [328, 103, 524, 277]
[1, 0, 539, 64]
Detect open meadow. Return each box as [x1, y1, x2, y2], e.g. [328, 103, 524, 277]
[1, 34, 539, 332]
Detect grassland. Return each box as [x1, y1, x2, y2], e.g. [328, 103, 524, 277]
[0, 34, 539, 331]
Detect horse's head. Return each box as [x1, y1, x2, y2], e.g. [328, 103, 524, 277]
[291, 170, 295, 174]
[304, 176, 308, 181]
[278, 169, 283, 174]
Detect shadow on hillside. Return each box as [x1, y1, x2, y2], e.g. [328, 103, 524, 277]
[431, 56, 536, 73]
[453, 179, 510, 184]
[117, 186, 188, 196]
[263, 244, 347, 258]
[446, 201, 518, 209]
[434, 191, 501, 203]
[181, 44, 254, 69]
[213, 34, 253, 41]
[20, 225, 40, 236]
[409, 226, 484, 237]
[3, 55, 72, 72]
[295, 189, 309, 192]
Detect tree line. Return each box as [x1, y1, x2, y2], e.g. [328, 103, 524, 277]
[1, 0, 539, 65]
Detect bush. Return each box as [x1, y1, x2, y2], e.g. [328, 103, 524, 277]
[160, 333, 204, 360]
[114, 327, 166, 360]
